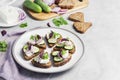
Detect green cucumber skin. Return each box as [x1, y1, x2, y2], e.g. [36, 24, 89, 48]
[24, 0, 42, 13]
[34, 0, 51, 13]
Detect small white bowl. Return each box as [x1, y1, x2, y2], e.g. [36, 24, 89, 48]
[0, 6, 26, 27]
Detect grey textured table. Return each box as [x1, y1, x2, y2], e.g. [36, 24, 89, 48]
[0, 0, 120, 80]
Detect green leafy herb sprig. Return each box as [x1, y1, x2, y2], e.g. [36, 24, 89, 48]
[52, 17, 68, 27]
[0, 41, 7, 52]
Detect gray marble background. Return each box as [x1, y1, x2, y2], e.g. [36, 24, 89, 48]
[0, 0, 120, 80]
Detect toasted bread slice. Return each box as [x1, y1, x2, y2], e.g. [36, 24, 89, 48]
[31, 60, 52, 68]
[73, 22, 92, 33]
[53, 54, 72, 67]
[23, 48, 43, 60]
[58, 0, 75, 9]
[69, 12, 84, 22]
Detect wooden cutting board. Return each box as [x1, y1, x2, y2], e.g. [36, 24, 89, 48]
[24, 0, 89, 20]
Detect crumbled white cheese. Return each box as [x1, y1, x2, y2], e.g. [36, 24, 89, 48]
[0, 6, 19, 24]
[30, 46, 39, 53]
[37, 40, 45, 45]
[40, 59, 49, 64]
[25, 51, 33, 57]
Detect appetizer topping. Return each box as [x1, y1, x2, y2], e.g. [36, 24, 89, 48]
[56, 43, 64, 48]
[54, 57, 63, 62]
[29, 34, 45, 45]
[23, 44, 39, 57]
[61, 50, 69, 58]
[56, 38, 74, 50]
[52, 51, 59, 56]
[34, 52, 50, 64]
[48, 38, 57, 43]
[31, 46, 40, 53]
[47, 31, 61, 43]
[52, 50, 69, 60]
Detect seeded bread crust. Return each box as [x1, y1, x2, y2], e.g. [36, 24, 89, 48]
[53, 54, 72, 67]
[73, 22, 92, 33]
[31, 60, 52, 68]
[45, 35, 62, 48]
[69, 12, 84, 22]
[22, 48, 43, 60]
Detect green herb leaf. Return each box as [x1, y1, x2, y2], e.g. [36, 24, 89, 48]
[59, 17, 68, 25]
[19, 22, 28, 28]
[52, 17, 68, 27]
[43, 52, 49, 59]
[0, 41, 7, 52]
[30, 35, 35, 40]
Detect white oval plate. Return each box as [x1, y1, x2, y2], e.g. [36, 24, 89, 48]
[0, 6, 26, 27]
[12, 27, 84, 73]
[0, 0, 16, 6]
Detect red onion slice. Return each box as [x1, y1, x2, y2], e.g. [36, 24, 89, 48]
[61, 38, 69, 42]
[18, 10, 26, 21]
[43, 0, 55, 6]
[57, 9, 68, 14]
[51, 7, 61, 13]
[49, 31, 54, 38]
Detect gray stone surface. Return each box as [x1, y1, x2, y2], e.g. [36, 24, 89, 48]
[0, 0, 120, 80]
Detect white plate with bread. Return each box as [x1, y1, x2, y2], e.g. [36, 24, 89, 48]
[12, 27, 84, 73]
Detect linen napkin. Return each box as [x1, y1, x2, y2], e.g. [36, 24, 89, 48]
[0, 33, 52, 80]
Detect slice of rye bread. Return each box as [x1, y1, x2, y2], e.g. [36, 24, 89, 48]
[53, 54, 72, 67]
[73, 22, 92, 33]
[45, 35, 62, 48]
[23, 48, 44, 60]
[31, 60, 52, 68]
[58, 0, 75, 9]
[69, 12, 84, 22]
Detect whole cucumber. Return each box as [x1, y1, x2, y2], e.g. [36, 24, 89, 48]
[23, 0, 42, 13]
[34, 0, 51, 13]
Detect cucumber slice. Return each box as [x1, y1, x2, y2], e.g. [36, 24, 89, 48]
[64, 45, 73, 50]
[48, 38, 56, 43]
[56, 43, 64, 48]
[52, 51, 59, 56]
[54, 57, 63, 62]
